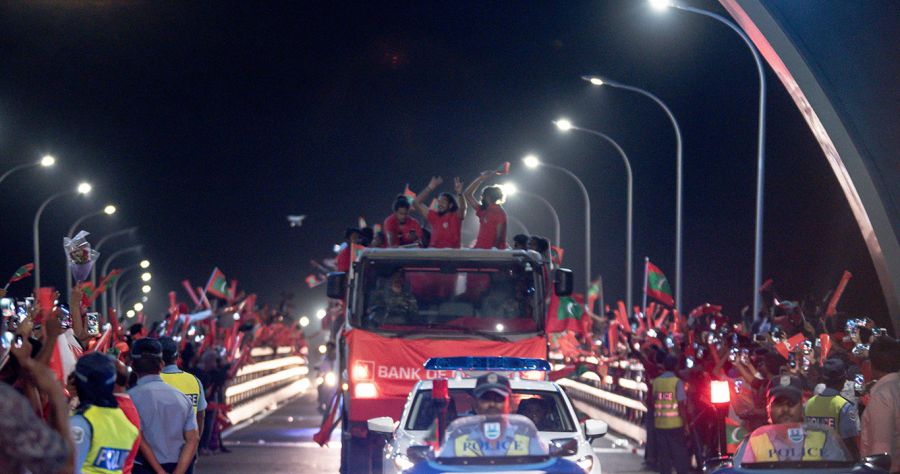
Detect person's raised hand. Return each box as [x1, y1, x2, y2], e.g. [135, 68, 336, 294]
[479, 169, 493, 178]
[70, 284, 83, 309]
[10, 335, 34, 368]
[44, 307, 64, 341]
[428, 176, 443, 189]
[454, 177, 463, 194]
[16, 309, 34, 340]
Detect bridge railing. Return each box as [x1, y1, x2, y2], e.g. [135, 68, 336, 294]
[224, 346, 309, 424]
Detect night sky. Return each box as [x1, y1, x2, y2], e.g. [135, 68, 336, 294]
[0, 1, 889, 327]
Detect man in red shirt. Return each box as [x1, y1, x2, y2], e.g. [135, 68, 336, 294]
[412, 176, 467, 248]
[464, 170, 507, 249]
[384, 195, 422, 247]
[335, 227, 361, 272]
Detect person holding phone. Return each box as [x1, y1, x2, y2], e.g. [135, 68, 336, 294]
[383, 194, 422, 247]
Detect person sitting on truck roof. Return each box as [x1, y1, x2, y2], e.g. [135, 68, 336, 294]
[512, 234, 529, 250]
[464, 170, 507, 250]
[367, 269, 418, 327]
[412, 176, 467, 249]
[384, 195, 422, 247]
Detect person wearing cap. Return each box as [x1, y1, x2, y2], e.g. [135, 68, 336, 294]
[127, 338, 199, 474]
[158, 337, 207, 441]
[441, 372, 543, 457]
[70, 352, 140, 474]
[804, 358, 860, 456]
[650, 354, 690, 474]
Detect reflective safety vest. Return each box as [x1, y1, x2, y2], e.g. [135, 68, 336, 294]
[804, 395, 848, 432]
[652, 376, 684, 429]
[748, 430, 826, 462]
[81, 406, 140, 474]
[452, 433, 532, 457]
[160, 370, 202, 413]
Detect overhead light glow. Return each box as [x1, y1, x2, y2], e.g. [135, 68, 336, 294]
[499, 182, 517, 197]
[139, 260, 150, 269]
[523, 154, 540, 169]
[141, 285, 151, 293]
[554, 119, 573, 132]
[233, 312, 241, 320]
[133, 302, 144, 312]
[299, 316, 310, 327]
[580, 75, 605, 86]
[126, 310, 135, 318]
[40, 155, 56, 167]
[77, 182, 92, 194]
[316, 308, 327, 320]
[318, 344, 327, 354]
[104, 205, 117, 215]
[141, 272, 151, 282]
[649, 0, 673, 11]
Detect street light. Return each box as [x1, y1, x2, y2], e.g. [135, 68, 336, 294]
[522, 155, 592, 293]
[66, 204, 118, 296]
[582, 75, 683, 310]
[33, 182, 92, 288]
[99, 245, 143, 313]
[502, 183, 561, 249]
[650, 0, 768, 324]
[90, 227, 138, 309]
[649, 0, 672, 11]
[0, 155, 56, 185]
[133, 302, 144, 312]
[316, 308, 327, 320]
[139, 259, 150, 269]
[126, 309, 136, 318]
[555, 119, 634, 318]
[141, 272, 152, 282]
[142, 285, 151, 294]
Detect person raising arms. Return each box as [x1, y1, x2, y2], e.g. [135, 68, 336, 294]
[412, 176, 466, 248]
[464, 170, 506, 249]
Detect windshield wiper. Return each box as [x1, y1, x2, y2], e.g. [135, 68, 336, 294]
[425, 323, 510, 342]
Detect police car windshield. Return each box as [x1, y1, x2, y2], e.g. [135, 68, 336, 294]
[406, 388, 575, 433]
[737, 423, 854, 468]
[353, 260, 540, 334]
[437, 414, 548, 458]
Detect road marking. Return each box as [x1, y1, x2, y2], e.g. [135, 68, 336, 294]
[223, 441, 340, 449]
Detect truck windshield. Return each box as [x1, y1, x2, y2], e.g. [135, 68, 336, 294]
[352, 260, 541, 334]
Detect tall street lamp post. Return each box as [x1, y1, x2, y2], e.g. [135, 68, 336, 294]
[555, 119, 634, 318]
[0, 155, 55, 185]
[583, 75, 683, 310]
[524, 155, 592, 293]
[508, 185, 561, 249]
[99, 246, 143, 314]
[33, 182, 92, 289]
[651, 0, 768, 322]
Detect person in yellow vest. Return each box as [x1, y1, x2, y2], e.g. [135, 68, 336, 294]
[158, 337, 206, 441]
[743, 375, 847, 463]
[70, 353, 140, 474]
[804, 358, 860, 457]
[651, 354, 690, 474]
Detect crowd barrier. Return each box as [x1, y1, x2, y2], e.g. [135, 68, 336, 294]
[224, 347, 310, 424]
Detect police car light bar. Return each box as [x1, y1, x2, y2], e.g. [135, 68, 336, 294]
[424, 356, 551, 372]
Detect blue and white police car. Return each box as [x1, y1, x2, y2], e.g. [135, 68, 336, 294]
[368, 357, 607, 474]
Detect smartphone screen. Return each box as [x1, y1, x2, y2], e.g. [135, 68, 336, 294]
[0, 298, 14, 318]
[58, 304, 72, 329]
[86, 312, 100, 336]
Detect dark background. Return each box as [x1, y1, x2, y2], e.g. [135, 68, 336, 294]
[0, 1, 890, 328]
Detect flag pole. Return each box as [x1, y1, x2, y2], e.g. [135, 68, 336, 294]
[642, 257, 649, 319]
[597, 275, 605, 319]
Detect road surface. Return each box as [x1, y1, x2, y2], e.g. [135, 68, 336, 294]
[196, 387, 652, 473]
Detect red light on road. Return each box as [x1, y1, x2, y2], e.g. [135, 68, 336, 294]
[711, 380, 730, 404]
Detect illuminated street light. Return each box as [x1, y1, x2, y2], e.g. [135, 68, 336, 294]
[40, 155, 56, 167]
[139, 260, 150, 269]
[141, 285, 151, 294]
[316, 308, 327, 320]
[299, 316, 310, 327]
[318, 344, 327, 354]
[582, 74, 683, 310]
[498, 182, 518, 197]
[33, 182, 94, 288]
[555, 119, 634, 317]
[648, 0, 769, 327]
[126, 310, 135, 318]
[104, 205, 117, 215]
[133, 302, 144, 312]
[141, 272, 152, 282]
[523, 154, 592, 293]
[0, 155, 57, 186]
[649, 0, 672, 11]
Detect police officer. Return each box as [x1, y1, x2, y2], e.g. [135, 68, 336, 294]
[159, 337, 207, 439]
[70, 352, 140, 474]
[804, 358, 859, 456]
[651, 354, 690, 474]
[128, 338, 199, 474]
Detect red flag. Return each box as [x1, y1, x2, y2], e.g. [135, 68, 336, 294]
[615, 301, 631, 333]
[495, 161, 510, 175]
[646, 261, 675, 307]
[182, 280, 201, 307]
[819, 334, 832, 364]
[305, 275, 320, 288]
[403, 184, 416, 203]
[6, 263, 34, 285]
[205, 267, 230, 299]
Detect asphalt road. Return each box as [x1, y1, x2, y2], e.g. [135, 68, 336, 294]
[196, 388, 652, 474]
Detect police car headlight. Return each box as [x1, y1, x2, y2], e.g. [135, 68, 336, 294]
[576, 455, 594, 473]
[324, 372, 337, 386]
[393, 453, 414, 471]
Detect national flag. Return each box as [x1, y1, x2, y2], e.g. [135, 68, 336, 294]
[550, 246, 564, 266]
[546, 293, 585, 334]
[819, 334, 832, 365]
[587, 280, 601, 315]
[725, 417, 747, 453]
[81, 282, 97, 301]
[495, 161, 510, 175]
[646, 261, 674, 307]
[403, 184, 416, 204]
[7, 263, 34, 284]
[205, 267, 230, 299]
[305, 274, 321, 288]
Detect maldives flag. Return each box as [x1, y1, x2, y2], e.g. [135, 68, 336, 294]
[305, 275, 320, 288]
[586, 280, 601, 315]
[7, 263, 34, 284]
[646, 261, 674, 307]
[495, 161, 510, 175]
[725, 417, 747, 453]
[547, 293, 586, 334]
[403, 184, 417, 204]
[205, 267, 230, 299]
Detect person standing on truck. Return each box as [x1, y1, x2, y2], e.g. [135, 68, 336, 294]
[412, 176, 467, 248]
[464, 170, 507, 249]
[384, 195, 422, 247]
[335, 227, 362, 272]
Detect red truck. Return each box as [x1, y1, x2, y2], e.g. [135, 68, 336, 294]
[325, 248, 572, 473]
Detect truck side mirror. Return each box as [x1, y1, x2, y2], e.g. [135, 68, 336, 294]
[554, 268, 573, 296]
[326, 272, 347, 299]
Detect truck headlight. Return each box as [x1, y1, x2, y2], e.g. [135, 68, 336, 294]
[324, 372, 337, 386]
[576, 455, 594, 473]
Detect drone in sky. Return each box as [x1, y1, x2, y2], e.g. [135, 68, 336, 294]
[287, 215, 306, 228]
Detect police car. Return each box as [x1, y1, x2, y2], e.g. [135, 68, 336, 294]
[367, 357, 607, 474]
[705, 423, 891, 474]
